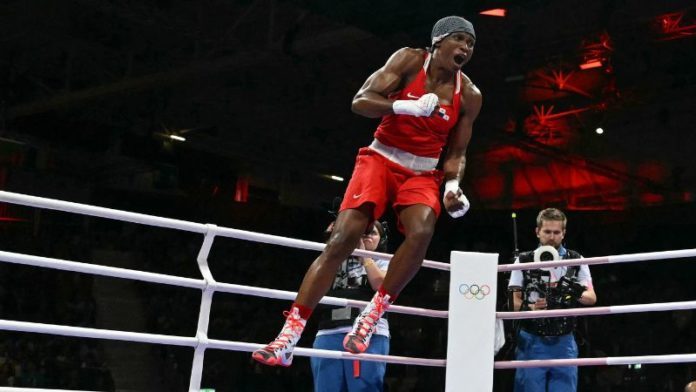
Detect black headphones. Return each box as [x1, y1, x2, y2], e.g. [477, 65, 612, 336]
[372, 220, 389, 252]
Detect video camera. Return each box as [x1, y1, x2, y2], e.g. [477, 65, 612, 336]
[552, 275, 586, 307]
[523, 245, 586, 308]
[524, 270, 586, 309]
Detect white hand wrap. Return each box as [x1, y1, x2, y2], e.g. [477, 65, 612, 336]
[392, 93, 439, 117]
[443, 179, 470, 218]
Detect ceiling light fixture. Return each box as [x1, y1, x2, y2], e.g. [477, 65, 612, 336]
[480, 8, 506, 17]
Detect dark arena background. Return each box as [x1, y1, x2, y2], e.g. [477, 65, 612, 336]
[1, 0, 696, 391]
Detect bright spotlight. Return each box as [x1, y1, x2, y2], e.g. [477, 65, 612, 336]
[595, 127, 604, 134]
[480, 8, 507, 17]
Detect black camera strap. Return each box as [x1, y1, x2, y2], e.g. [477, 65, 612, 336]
[564, 250, 582, 280]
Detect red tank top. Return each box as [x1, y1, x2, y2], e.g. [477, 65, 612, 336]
[373, 53, 462, 158]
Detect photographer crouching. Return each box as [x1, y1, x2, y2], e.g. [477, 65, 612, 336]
[508, 208, 597, 392]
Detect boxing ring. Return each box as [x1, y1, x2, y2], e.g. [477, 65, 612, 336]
[1, 190, 696, 391]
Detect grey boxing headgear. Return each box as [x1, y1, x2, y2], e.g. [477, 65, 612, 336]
[431, 16, 476, 46]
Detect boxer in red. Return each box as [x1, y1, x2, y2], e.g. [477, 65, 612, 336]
[253, 15, 482, 367]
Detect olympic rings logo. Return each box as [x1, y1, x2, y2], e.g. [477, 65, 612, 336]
[458, 283, 491, 300]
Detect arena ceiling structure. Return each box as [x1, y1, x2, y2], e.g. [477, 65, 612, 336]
[1, 0, 695, 214]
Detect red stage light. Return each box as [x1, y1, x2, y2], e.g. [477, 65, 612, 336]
[579, 60, 603, 70]
[0, 216, 25, 222]
[655, 12, 696, 40]
[234, 177, 249, 203]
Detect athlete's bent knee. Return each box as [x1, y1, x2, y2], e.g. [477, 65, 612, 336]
[405, 225, 435, 245]
[323, 228, 361, 258]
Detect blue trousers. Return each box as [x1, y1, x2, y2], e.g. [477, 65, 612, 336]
[311, 333, 389, 392]
[513, 330, 578, 392]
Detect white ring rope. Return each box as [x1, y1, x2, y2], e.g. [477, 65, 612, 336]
[0, 190, 449, 270]
[0, 319, 443, 367]
[498, 299, 696, 319]
[0, 388, 98, 392]
[0, 319, 198, 347]
[497, 248, 696, 272]
[0, 250, 206, 289]
[0, 191, 208, 233]
[0, 250, 447, 319]
[2, 190, 696, 390]
[7, 311, 693, 371]
[207, 340, 446, 367]
[495, 353, 696, 369]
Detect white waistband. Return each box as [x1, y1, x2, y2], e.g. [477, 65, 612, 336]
[369, 139, 438, 172]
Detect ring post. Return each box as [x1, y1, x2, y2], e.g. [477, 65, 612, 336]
[446, 251, 498, 392]
[189, 224, 219, 392]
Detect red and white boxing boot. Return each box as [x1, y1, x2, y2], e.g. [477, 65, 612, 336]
[252, 307, 306, 367]
[343, 291, 391, 354]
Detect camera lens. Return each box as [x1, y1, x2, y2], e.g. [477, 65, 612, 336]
[540, 251, 554, 261]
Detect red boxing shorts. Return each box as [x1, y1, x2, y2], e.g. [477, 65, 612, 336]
[339, 147, 444, 231]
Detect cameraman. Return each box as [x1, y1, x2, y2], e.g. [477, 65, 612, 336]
[508, 208, 596, 391]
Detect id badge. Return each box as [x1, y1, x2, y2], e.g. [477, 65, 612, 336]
[331, 307, 352, 321]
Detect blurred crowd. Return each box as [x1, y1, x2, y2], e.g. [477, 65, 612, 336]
[0, 226, 113, 390]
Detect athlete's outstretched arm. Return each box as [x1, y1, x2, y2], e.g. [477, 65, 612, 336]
[351, 48, 423, 118]
[442, 80, 482, 216]
[443, 81, 481, 182]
